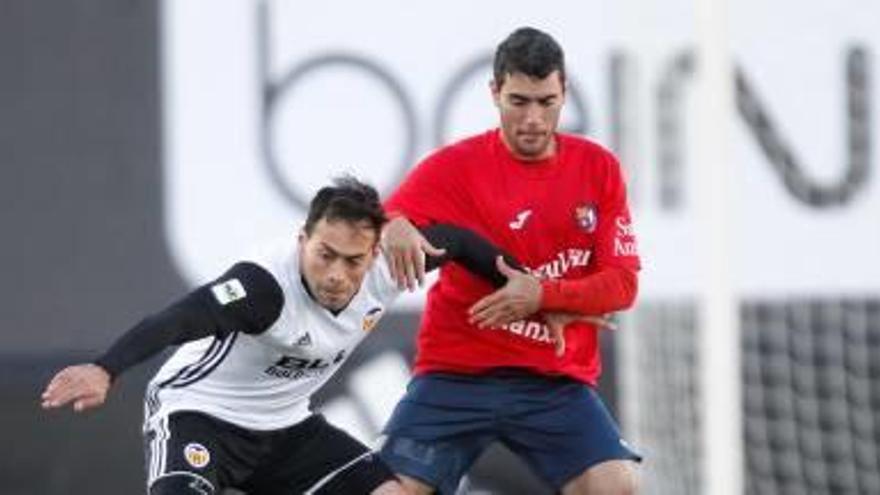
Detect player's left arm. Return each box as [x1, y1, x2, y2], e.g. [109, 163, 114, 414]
[540, 153, 640, 315]
[538, 266, 637, 315]
[90, 262, 283, 381]
[41, 263, 283, 412]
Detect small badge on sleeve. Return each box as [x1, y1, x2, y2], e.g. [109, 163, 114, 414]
[211, 279, 247, 305]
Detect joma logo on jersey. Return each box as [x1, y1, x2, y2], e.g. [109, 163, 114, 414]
[509, 209, 532, 230]
[263, 350, 346, 379]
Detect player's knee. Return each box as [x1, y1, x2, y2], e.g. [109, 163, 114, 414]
[314, 453, 397, 495]
[149, 472, 216, 495]
[564, 460, 639, 495]
[368, 479, 409, 495]
[601, 464, 639, 495]
[396, 474, 435, 495]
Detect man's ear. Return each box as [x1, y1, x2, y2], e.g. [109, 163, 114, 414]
[489, 79, 501, 107]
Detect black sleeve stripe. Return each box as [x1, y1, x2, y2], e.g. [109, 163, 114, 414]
[168, 332, 239, 389]
[155, 336, 223, 389]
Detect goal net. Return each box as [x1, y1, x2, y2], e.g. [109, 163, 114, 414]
[622, 299, 880, 495]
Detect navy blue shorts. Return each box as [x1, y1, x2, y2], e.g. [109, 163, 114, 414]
[379, 371, 641, 494]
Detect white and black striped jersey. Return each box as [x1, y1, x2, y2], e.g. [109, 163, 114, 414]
[144, 236, 399, 430]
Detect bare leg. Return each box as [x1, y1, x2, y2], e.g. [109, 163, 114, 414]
[396, 474, 435, 495]
[561, 460, 639, 495]
[370, 479, 408, 495]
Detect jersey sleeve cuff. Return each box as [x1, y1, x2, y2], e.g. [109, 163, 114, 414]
[540, 279, 565, 311]
[92, 357, 119, 382]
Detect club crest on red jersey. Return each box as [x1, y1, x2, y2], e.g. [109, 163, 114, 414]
[574, 203, 598, 233]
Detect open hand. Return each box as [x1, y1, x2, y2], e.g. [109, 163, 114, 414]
[469, 257, 541, 328]
[544, 312, 618, 356]
[41, 363, 111, 412]
[381, 217, 446, 291]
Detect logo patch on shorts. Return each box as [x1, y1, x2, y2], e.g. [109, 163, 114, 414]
[211, 279, 247, 305]
[183, 442, 211, 469]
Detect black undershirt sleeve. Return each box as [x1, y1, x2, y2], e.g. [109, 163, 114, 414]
[420, 223, 523, 287]
[94, 262, 284, 379]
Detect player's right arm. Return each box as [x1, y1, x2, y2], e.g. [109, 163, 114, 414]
[419, 223, 523, 285]
[40, 262, 283, 413]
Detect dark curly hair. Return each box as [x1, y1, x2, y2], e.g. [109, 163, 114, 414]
[304, 175, 387, 240]
[493, 27, 565, 87]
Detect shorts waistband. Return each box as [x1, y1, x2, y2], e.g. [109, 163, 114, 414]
[427, 368, 580, 385]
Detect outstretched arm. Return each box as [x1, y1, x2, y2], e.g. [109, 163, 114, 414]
[41, 262, 283, 412]
[420, 223, 522, 287]
[381, 218, 525, 290]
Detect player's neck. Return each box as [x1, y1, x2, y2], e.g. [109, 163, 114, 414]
[299, 274, 348, 316]
[499, 130, 557, 162]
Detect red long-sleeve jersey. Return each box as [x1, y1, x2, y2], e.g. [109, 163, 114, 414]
[386, 130, 640, 385]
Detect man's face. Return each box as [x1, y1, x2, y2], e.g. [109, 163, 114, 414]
[299, 218, 378, 312]
[492, 70, 565, 160]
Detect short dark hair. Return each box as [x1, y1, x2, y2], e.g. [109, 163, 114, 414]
[493, 27, 565, 87]
[304, 175, 386, 240]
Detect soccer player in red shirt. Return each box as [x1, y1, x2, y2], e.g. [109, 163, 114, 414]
[379, 27, 641, 495]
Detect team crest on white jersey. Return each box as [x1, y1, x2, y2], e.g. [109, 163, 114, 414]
[574, 203, 598, 233]
[362, 307, 384, 332]
[183, 443, 211, 468]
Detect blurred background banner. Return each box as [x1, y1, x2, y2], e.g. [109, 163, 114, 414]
[161, 0, 612, 307]
[163, 0, 879, 300]
[2, 0, 878, 493]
